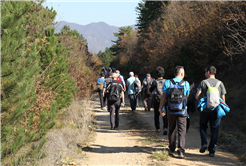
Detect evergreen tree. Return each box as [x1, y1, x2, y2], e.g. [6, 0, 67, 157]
[110, 26, 132, 56]
[38, 27, 77, 109]
[1, 1, 41, 157]
[98, 47, 114, 67]
[136, 1, 169, 37]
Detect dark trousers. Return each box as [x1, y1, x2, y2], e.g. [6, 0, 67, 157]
[143, 93, 153, 111]
[168, 111, 187, 153]
[98, 90, 106, 109]
[200, 111, 221, 154]
[128, 94, 136, 111]
[153, 99, 168, 129]
[109, 99, 121, 128]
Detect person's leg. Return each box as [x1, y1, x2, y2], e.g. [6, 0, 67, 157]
[208, 112, 221, 155]
[200, 112, 209, 146]
[143, 94, 148, 109]
[168, 113, 177, 152]
[177, 115, 187, 153]
[109, 102, 116, 129]
[115, 100, 121, 128]
[147, 95, 153, 111]
[153, 100, 160, 130]
[103, 93, 106, 108]
[128, 94, 136, 111]
[98, 90, 103, 109]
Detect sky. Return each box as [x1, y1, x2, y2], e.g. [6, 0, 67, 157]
[42, 0, 141, 27]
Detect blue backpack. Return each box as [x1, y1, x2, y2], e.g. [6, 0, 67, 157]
[168, 79, 187, 112]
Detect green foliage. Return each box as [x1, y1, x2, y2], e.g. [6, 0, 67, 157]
[110, 26, 133, 56]
[98, 47, 114, 67]
[60, 25, 88, 45]
[38, 27, 77, 108]
[1, 2, 76, 164]
[1, 1, 40, 158]
[136, 1, 169, 37]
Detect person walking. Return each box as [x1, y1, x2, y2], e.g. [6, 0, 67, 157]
[103, 72, 113, 112]
[158, 66, 190, 159]
[142, 73, 153, 111]
[149, 66, 168, 134]
[105, 73, 125, 130]
[116, 70, 126, 92]
[97, 71, 106, 110]
[134, 74, 141, 107]
[196, 65, 227, 157]
[127, 72, 139, 112]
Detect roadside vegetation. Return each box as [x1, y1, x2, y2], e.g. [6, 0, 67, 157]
[1, 1, 101, 165]
[98, 1, 246, 163]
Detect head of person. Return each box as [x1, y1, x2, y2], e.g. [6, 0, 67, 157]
[108, 72, 113, 77]
[112, 72, 118, 80]
[135, 74, 139, 78]
[116, 70, 120, 76]
[205, 65, 216, 78]
[100, 71, 105, 77]
[129, 71, 134, 77]
[146, 73, 151, 78]
[174, 66, 185, 79]
[156, 66, 165, 78]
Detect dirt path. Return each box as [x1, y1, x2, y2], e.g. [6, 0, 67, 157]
[79, 99, 244, 166]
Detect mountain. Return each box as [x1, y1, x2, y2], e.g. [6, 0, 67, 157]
[55, 21, 137, 53]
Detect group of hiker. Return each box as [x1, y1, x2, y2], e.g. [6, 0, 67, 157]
[96, 65, 229, 159]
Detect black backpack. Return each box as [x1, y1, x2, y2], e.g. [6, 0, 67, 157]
[168, 79, 187, 112]
[155, 79, 166, 101]
[144, 78, 153, 95]
[104, 77, 112, 92]
[109, 82, 121, 102]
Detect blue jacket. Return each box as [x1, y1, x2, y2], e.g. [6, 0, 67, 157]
[197, 97, 230, 118]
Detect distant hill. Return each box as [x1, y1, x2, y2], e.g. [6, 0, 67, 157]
[55, 21, 137, 53]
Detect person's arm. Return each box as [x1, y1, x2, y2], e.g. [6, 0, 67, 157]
[221, 94, 225, 102]
[159, 93, 167, 117]
[196, 90, 202, 101]
[121, 91, 125, 106]
[103, 88, 106, 97]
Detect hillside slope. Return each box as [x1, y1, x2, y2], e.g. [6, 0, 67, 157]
[55, 21, 137, 53]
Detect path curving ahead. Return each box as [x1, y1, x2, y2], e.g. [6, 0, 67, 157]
[79, 99, 243, 166]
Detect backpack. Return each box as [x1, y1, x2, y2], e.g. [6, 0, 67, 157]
[144, 78, 152, 95]
[155, 79, 166, 101]
[109, 82, 121, 102]
[134, 77, 141, 94]
[117, 76, 123, 86]
[203, 80, 221, 108]
[104, 77, 112, 92]
[97, 81, 103, 90]
[168, 79, 187, 112]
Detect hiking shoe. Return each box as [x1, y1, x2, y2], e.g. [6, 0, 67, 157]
[209, 153, 215, 157]
[156, 129, 160, 133]
[199, 145, 207, 153]
[137, 104, 139, 107]
[178, 151, 185, 159]
[145, 106, 148, 111]
[111, 126, 115, 130]
[169, 150, 175, 157]
[163, 128, 168, 135]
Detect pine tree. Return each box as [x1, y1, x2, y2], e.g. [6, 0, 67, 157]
[1, 1, 40, 157]
[38, 27, 77, 109]
[110, 26, 132, 56]
[136, 1, 169, 37]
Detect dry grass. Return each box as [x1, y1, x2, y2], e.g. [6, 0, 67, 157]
[36, 100, 96, 165]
